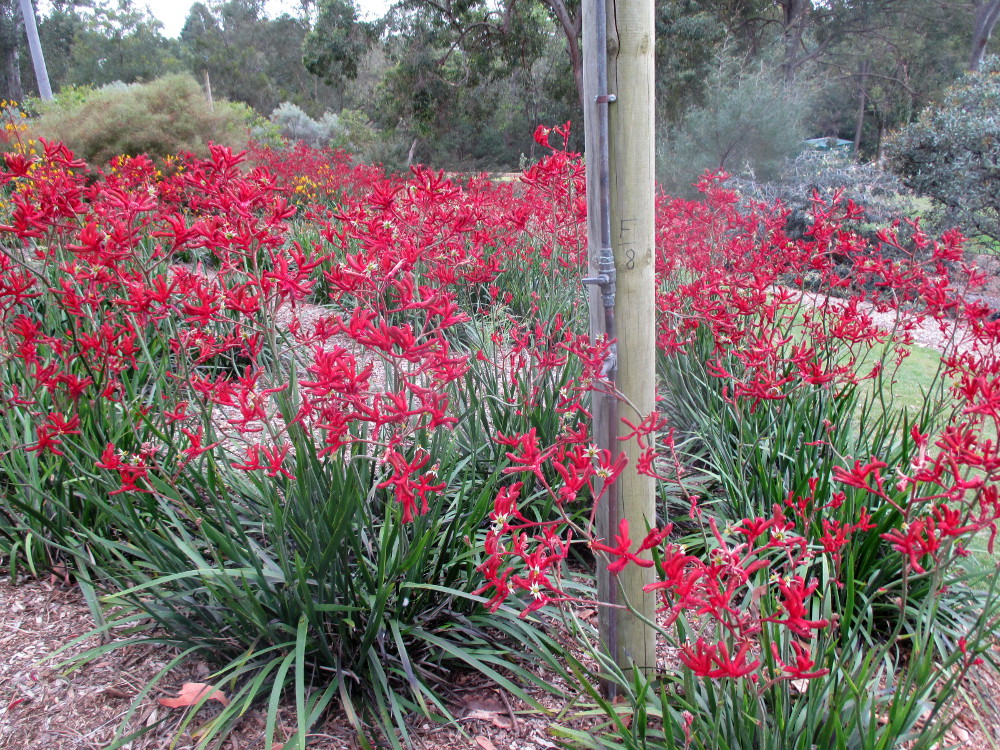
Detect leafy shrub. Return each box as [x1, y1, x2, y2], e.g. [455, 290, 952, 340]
[333, 107, 380, 159]
[61, 414, 562, 747]
[263, 103, 381, 168]
[657, 57, 810, 196]
[31, 75, 254, 166]
[887, 56, 1000, 242]
[19, 84, 98, 118]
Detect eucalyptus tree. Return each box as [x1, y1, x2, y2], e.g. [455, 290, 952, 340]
[307, 0, 562, 166]
[363, 0, 584, 105]
[180, 0, 340, 115]
[971, 0, 1000, 70]
[809, 0, 968, 156]
[0, 0, 22, 101]
[75, 2, 180, 87]
[180, 0, 275, 112]
[303, 0, 372, 88]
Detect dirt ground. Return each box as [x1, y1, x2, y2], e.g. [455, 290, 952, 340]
[0, 575, 602, 750]
[2, 575, 999, 750]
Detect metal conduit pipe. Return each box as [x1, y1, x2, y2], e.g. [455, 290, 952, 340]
[582, 0, 619, 696]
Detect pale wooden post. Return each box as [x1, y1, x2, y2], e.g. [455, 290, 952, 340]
[606, 0, 657, 675]
[204, 70, 214, 110]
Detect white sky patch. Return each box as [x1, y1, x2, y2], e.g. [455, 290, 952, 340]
[37, 0, 393, 40]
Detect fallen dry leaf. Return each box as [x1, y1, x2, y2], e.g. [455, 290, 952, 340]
[49, 564, 70, 587]
[612, 695, 633, 729]
[464, 707, 513, 730]
[459, 693, 514, 730]
[158, 682, 230, 709]
[475, 736, 497, 750]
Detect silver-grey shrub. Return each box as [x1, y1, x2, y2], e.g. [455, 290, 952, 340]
[269, 102, 340, 148]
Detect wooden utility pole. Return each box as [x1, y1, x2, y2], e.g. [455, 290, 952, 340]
[18, 0, 51, 101]
[583, 0, 657, 682]
[607, 0, 657, 676]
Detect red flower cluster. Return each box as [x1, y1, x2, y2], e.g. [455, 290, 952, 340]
[1, 125, 998, 692]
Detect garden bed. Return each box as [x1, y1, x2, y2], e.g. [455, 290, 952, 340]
[2, 133, 1000, 749]
[2, 576, 998, 749]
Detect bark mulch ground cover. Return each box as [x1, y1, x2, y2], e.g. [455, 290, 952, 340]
[3, 575, 999, 750]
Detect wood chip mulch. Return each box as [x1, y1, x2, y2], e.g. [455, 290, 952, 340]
[2, 574, 999, 750]
[0, 576, 598, 750]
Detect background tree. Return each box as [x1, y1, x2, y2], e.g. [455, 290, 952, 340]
[658, 54, 810, 194]
[887, 56, 1000, 242]
[260, 9, 342, 113]
[380, 0, 586, 105]
[60, 0, 182, 87]
[181, 0, 341, 116]
[654, 0, 727, 122]
[36, 0, 85, 91]
[0, 0, 22, 101]
[971, 0, 1000, 70]
[11, 0, 998, 173]
[180, 0, 274, 112]
[811, 0, 968, 158]
[357, 0, 562, 166]
[303, 0, 372, 106]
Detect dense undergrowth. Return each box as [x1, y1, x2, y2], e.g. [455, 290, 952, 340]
[0, 121, 999, 749]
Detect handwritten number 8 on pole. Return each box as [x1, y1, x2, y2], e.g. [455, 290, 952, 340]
[620, 219, 636, 270]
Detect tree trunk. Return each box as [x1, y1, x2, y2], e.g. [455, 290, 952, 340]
[18, 0, 50, 100]
[204, 69, 214, 110]
[3, 41, 20, 102]
[544, 0, 585, 107]
[852, 59, 869, 157]
[971, 0, 1000, 71]
[406, 137, 419, 167]
[780, 0, 811, 83]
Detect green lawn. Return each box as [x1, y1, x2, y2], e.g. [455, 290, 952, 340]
[857, 343, 1000, 570]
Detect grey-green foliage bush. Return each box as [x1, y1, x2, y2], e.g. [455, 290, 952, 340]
[269, 102, 340, 147]
[887, 56, 1000, 242]
[658, 56, 810, 197]
[730, 149, 915, 235]
[268, 102, 380, 160]
[33, 75, 254, 166]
